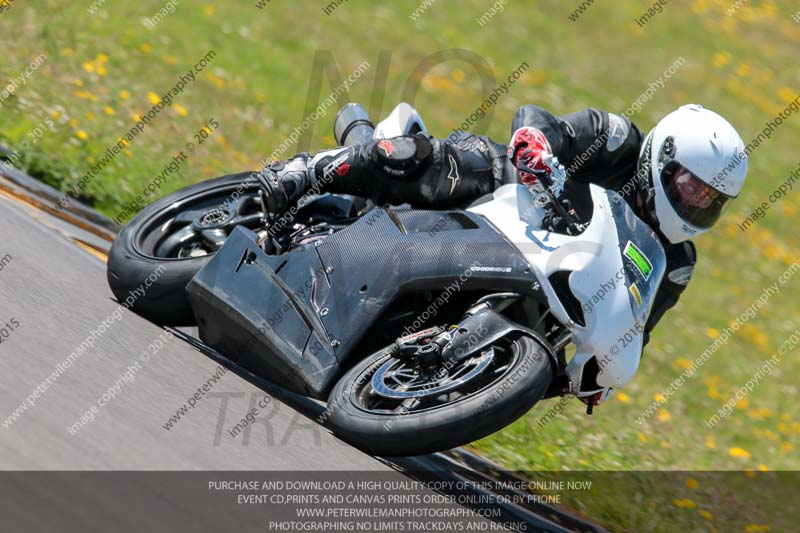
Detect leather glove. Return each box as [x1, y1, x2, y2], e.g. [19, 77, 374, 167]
[508, 126, 555, 185]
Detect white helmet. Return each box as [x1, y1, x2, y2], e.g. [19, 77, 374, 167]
[638, 104, 747, 243]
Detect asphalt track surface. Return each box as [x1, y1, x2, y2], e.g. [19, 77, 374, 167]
[0, 192, 382, 470]
[0, 176, 604, 533]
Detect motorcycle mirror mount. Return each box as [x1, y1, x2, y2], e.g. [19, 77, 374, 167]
[517, 161, 585, 235]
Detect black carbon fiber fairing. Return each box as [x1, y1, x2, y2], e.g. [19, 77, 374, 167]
[187, 207, 538, 398]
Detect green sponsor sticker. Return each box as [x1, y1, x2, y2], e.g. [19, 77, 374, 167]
[624, 241, 652, 280]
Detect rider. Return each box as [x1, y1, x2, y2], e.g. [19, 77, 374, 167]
[259, 103, 748, 401]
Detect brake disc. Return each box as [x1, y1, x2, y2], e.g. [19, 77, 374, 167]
[370, 348, 494, 400]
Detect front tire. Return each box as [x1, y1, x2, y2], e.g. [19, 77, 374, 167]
[327, 334, 553, 456]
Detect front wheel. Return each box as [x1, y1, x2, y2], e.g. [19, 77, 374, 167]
[326, 333, 553, 456]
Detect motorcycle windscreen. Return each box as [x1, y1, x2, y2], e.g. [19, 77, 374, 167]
[607, 190, 666, 330]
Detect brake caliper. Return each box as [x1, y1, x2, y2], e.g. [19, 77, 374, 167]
[394, 326, 449, 371]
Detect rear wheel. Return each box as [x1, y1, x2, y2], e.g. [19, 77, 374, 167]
[327, 333, 553, 456]
[107, 171, 265, 325]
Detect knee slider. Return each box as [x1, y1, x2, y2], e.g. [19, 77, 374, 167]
[369, 135, 433, 178]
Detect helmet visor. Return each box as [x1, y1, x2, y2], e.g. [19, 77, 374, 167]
[660, 161, 733, 228]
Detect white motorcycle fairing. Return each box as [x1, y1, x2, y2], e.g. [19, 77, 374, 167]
[373, 103, 427, 140]
[469, 183, 666, 397]
[371, 102, 666, 399]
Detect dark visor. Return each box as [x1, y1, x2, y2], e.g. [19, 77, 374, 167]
[660, 161, 733, 228]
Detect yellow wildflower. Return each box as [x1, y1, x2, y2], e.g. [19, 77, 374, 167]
[672, 498, 696, 509]
[747, 407, 771, 420]
[735, 396, 750, 409]
[711, 51, 732, 69]
[735, 63, 750, 77]
[728, 447, 751, 459]
[778, 87, 797, 102]
[74, 90, 98, 101]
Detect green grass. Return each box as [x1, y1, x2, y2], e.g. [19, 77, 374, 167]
[1, 1, 799, 531]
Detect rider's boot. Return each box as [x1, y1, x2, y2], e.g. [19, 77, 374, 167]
[255, 154, 317, 216]
[256, 145, 368, 216]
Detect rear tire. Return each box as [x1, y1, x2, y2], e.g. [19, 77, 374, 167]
[107, 171, 260, 326]
[327, 335, 553, 456]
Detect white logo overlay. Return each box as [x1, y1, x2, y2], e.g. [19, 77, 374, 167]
[447, 154, 461, 195]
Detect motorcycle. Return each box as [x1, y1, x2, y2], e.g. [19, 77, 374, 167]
[107, 103, 665, 456]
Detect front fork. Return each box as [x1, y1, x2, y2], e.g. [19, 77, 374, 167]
[390, 294, 578, 405]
